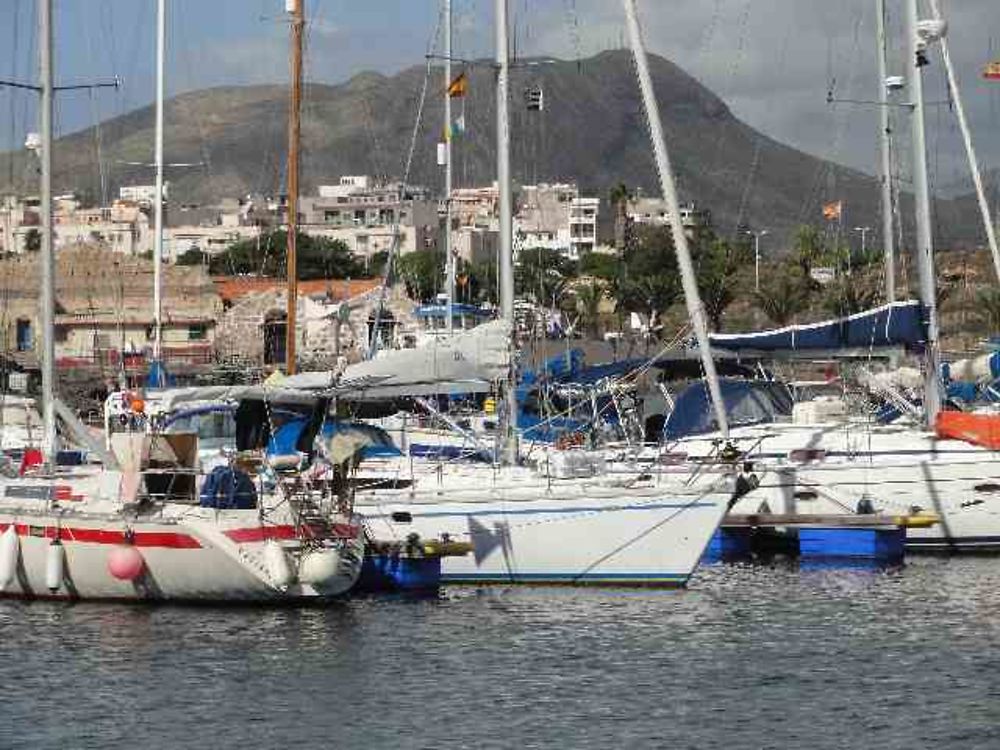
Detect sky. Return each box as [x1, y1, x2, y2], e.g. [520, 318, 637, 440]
[1, 0, 999, 192]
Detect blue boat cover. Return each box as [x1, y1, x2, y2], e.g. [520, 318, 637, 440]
[708, 301, 926, 352]
[663, 379, 794, 439]
[520, 349, 584, 387]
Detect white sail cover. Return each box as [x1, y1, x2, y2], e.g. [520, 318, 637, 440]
[284, 319, 511, 400]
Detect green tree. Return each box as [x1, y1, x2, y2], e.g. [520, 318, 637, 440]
[823, 274, 882, 318]
[395, 249, 445, 302]
[794, 225, 826, 279]
[608, 182, 633, 252]
[366, 250, 390, 277]
[572, 280, 606, 338]
[516, 247, 576, 308]
[754, 264, 811, 325]
[208, 230, 362, 279]
[579, 251, 621, 281]
[176, 247, 208, 266]
[466, 259, 497, 305]
[613, 225, 681, 331]
[694, 231, 751, 331]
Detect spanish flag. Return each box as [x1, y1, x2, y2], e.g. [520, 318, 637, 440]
[446, 72, 468, 98]
[984, 60, 1000, 80]
[822, 200, 843, 221]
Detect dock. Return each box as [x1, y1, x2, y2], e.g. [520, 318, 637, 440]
[705, 513, 940, 565]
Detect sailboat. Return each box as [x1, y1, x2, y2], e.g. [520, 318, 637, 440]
[335, 0, 748, 586]
[0, 0, 363, 602]
[654, 0, 1000, 553]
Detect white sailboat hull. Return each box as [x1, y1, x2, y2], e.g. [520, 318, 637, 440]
[0, 471, 364, 602]
[356, 467, 733, 586]
[662, 423, 1000, 552]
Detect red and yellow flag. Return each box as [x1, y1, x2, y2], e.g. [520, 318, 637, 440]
[822, 200, 843, 222]
[984, 60, 1000, 80]
[446, 72, 468, 98]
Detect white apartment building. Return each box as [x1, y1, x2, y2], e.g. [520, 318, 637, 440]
[626, 197, 710, 236]
[514, 183, 599, 261]
[297, 177, 438, 265]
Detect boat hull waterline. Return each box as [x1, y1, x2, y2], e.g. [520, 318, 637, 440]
[357, 478, 733, 587]
[0, 506, 364, 602]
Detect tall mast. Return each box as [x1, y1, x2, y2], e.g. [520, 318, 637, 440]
[927, 0, 1000, 283]
[285, 0, 303, 375]
[153, 0, 165, 364]
[496, 0, 517, 463]
[905, 0, 941, 425]
[39, 0, 57, 460]
[875, 0, 896, 302]
[622, 0, 729, 439]
[444, 0, 455, 333]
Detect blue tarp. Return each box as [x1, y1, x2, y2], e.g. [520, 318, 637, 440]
[200, 465, 257, 510]
[268, 418, 402, 458]
[519, 349, 584, 387]
[709, 301, 926, 353]
[146, 359, 176, 389]
[663, 379, 794, 439]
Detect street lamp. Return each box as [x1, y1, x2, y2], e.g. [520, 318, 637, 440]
[852, 226, 871, 275]
[743, 229, 768, 291]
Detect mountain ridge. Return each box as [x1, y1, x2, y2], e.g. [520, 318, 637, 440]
[0, 49, 984, 248]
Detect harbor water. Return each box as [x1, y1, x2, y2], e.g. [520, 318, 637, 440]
[2, 557, 999, 749]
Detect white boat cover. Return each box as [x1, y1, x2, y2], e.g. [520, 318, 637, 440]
[284, 319, 511, 400]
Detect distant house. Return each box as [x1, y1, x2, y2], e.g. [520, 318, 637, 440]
[213, 276, 413, 370]
[0, 244, 221, 373]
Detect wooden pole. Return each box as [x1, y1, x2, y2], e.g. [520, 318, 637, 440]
[285, 0, 303, 374]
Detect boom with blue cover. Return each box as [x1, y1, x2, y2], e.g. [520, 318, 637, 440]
[709, 301, 926, 353]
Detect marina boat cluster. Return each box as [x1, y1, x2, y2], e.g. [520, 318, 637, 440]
[3, 0, 1000, 605]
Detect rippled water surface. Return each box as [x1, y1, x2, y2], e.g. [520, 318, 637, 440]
[2, 557, 1000, 749]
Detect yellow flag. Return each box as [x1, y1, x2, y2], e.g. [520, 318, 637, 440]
[822, 200, 842, 222]
[446, 72, 468, 98]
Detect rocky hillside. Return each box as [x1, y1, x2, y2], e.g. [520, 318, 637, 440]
[0, 49, 985, 248]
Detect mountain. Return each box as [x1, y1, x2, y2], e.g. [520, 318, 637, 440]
[0, 49, 985, 248]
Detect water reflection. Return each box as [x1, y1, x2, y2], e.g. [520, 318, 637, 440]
[2, 557, 1000, 749]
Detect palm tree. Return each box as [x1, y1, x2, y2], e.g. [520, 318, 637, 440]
[754, 267, 811, 325]
[573, 281, 605, 339]
[823, 274, 882, 318]
[794, 225, 825, 279]
[608, 183, 632, 253]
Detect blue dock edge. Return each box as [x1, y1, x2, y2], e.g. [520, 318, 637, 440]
[703, 528, 753, 563]
[799, 527, 905, 563]
[703, 526, 906, 565]
[356, 554, 443, 593]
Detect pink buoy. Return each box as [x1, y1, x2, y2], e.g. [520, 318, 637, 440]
[107, 545, 145, 581]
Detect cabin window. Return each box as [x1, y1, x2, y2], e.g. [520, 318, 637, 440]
[188, 324, 208, 341]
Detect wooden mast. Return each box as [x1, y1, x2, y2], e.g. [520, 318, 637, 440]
[285, 0, 303, 374]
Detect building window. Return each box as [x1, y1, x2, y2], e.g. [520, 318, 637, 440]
[263, 311, 287, 366]
[188, 323, 208, 341]
[15, 319, 32, 351]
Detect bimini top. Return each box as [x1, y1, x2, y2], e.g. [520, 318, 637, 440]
[708, 300, 925, 354]
[663, 379, 793, 440]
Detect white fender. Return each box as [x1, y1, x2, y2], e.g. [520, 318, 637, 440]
[0, 525, 19, 592]
[298, 548, 341, 586]
[46, 539, 65, 592]
[264, 540, 294, 590]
